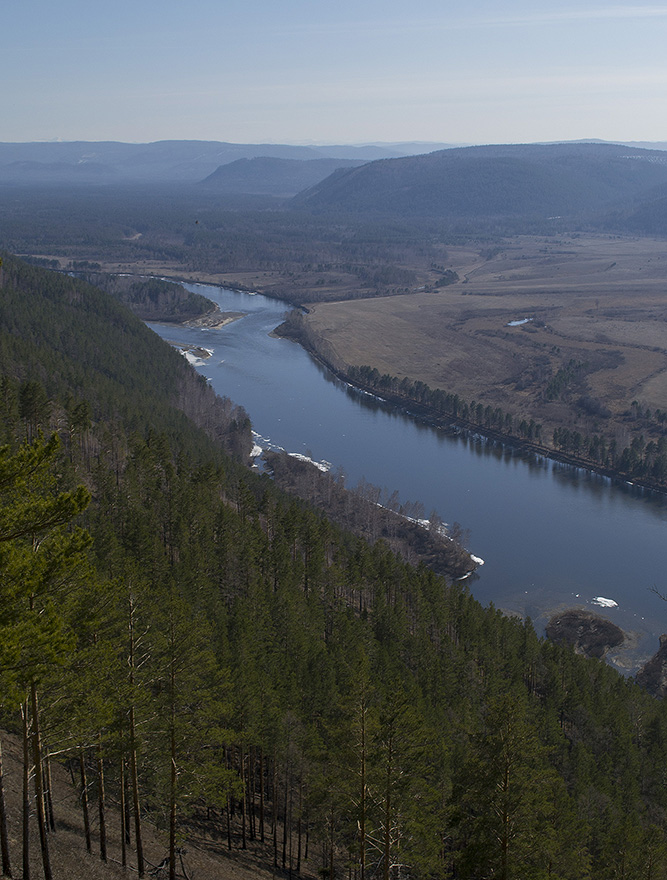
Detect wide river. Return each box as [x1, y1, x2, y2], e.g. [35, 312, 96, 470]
[149, 283, 667, 672]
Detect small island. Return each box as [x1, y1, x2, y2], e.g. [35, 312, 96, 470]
[546, 609, 626, 660]
[184, 305, 244, 329]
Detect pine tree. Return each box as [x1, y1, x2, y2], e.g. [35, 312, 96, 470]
[0, 434, 90, 880]
[453, 690, 566, 880]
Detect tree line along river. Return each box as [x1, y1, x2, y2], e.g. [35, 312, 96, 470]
[148, 282, 667, 674]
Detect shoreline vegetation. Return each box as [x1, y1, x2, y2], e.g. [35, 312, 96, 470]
[263, 449, 477, 581]
[275, 310, 667, 497]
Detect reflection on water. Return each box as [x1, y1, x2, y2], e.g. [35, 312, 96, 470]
[148, 282, 667, 673]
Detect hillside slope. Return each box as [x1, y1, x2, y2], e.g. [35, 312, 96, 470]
[200, 156, 366, 196]
[294, 142, 667, 219]
[0, 252, 252, 459]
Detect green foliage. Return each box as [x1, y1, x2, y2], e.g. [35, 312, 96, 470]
[0, 251, 251, 461]
[77, 272, 213, 322]
[0, 256, 666, 879]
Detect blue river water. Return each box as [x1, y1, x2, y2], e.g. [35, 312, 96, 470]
[148, 283, 667, 672]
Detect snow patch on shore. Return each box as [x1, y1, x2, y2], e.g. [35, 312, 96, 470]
[180, 349, 211, 367]
[288, 452, 332, 472]
[507, 318, 533, 326]
[250, 432, 332, 472]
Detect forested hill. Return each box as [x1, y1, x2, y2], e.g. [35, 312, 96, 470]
[72, 272, 215, 323]
[0, 252, 251, 459]
[200, 156, 367, 196]
[293, 141, 667, 219]
[3, 255, 667, 880]
[0, 140, 436, 184]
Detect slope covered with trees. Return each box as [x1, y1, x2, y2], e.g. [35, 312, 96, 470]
[294, 142, 667, 220]
[2, 256, 667, 880]
[200, 157, 367, 197]
[72, 273, 214, 323]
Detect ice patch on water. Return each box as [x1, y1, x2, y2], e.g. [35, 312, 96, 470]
[592, 596, 618, 608]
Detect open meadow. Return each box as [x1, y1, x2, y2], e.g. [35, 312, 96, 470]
[303, 233, 667, 442]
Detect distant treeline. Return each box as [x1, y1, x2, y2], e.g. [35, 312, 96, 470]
[346, 363, 667, 490]
[264, 449, 474, 580]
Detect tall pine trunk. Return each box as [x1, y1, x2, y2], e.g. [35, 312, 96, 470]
[241, 749, 247, 851]
[30, 682, 52, 880]
[97, 732, 107, 862]
[282, 759, 289, 871]
[79, 748, 91, 853]
[272, 753, 278, 869]
[169, 630, 177, 880]
[42, 748, 55, 833]
[129, 596, 145, 878]
[259, 748, 265, 843]
[129, 703, 144, 876]
[120, 755, 127, 868]
[0, 735, 13, 877]
[359, 703, 366, 880]
[22, 701, 30, 880]
[383, 739, 393, 880]
[296, 773, 302, 875]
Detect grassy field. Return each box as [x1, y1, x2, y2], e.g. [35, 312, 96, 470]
[302, 233, 667, 442]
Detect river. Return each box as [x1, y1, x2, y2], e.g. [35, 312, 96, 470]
[148, 282, 667, 672]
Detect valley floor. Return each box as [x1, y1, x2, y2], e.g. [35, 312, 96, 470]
[300, 233, 667, 461]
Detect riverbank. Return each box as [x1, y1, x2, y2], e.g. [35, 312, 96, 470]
[275, 316, 667, 497]
[264, 449, 477, 581]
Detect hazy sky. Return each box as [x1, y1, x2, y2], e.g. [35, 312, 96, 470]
[5, 0, 667, 145]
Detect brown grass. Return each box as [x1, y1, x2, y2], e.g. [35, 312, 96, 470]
[303, 233, 667, 440]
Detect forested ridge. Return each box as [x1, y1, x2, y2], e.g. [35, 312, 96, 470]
[2, 255, 667, 880]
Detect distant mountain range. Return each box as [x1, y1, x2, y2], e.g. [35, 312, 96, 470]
[0, 139, 456, 184]
[293, 142, 667, 220]
[4, 139, 667, 228]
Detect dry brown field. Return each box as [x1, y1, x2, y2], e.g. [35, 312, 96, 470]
[303, 233, 667, 441]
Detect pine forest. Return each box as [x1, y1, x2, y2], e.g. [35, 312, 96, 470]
[2, 251, 667, 880]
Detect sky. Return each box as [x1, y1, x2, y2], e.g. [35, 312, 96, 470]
[5, 0, 667, 146]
